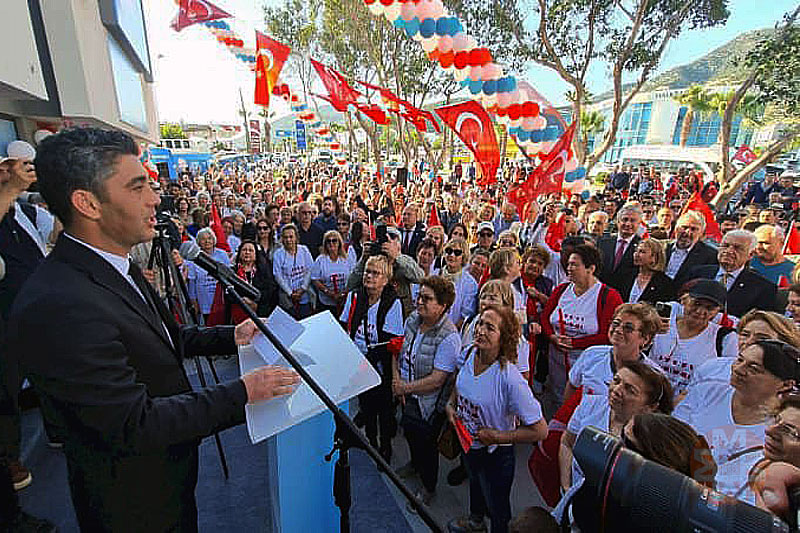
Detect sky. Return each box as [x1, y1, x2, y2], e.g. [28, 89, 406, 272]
[144, 0, 798, 125]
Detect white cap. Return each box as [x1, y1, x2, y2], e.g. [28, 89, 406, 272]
[6, 140, 36, 161]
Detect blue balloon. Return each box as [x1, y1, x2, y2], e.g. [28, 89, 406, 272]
[517, 130, 530, 142]
[394, 18, 406, 30]
[436, 18, 449, 36]
[483, 80, 497, 95]
[419, 18, 436, 38]
[529, 131, 543, 143]
[405, 18, 420, 37]
[451, 19, 463, 35]
[468, 80, 483, 94]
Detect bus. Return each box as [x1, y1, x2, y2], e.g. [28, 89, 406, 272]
[620, 145, 720, 182]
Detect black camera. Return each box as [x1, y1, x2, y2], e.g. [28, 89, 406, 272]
[571, 427, 790, 532]
[655, 302, 672, 319]
[365, 223, 389, 257]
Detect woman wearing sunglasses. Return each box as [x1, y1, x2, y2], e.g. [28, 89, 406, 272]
[311, 230, 355, 315]
[441, 238, 477, 329]
[676, 340, 800, 503]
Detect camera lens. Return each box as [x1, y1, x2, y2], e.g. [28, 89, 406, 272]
[572, 427, 790, 533]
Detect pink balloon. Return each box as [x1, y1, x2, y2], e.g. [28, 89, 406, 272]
[428, 0, 444, 18]
[438, 35, 453, 53]
[565, 159, 578, 172]
[522, 117, 537, 130]
[469, 66, 482, 81]
[452, 33, 469, 52]
[400, 2, 416, 21]
[533, 116, 547, 129]
[496, 91, 510, 108]
[481, 63, 501, 81]
[421, 36, 439, 53]
[416, 0, 433, 19]
[384, 3, 401, 21]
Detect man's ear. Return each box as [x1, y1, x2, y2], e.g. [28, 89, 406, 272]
[70, 189, 102, 222]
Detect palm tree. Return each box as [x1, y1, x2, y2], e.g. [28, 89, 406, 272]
[580, 110, 606, 158]
[674, 85, 712, 147]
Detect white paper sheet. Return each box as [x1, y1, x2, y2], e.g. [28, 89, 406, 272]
[238, 308, 382, 443]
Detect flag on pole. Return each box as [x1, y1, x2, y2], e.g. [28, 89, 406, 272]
[732, 145, 757, 165]
[784, 220, 800, 255]
[170, 0, 231, 32]
[254, 32, 290, 108]
[530, 121, 577, 198]
[310, 59, 361, 112]
[428, 203, 441, 227]
[434, 100, 500, 187]
[677, 191, 722, 242]
[210, 203, 230, 252]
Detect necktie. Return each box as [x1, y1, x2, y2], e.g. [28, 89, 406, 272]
[613, 239, 626, 269]
[721, 272, 731, 289]
[129, 261, 175, 347]
[403, 230, 410, 252]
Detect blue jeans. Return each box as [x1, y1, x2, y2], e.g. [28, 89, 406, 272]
[464, 446, 515, 533]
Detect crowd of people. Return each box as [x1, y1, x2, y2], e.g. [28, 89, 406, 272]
[3, 128, 800, 531]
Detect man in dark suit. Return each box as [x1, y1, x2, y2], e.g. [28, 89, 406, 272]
[5, 128, 299, 532]
[688, 229, 776, 317]
[598, 202, 642, 294]
[398, 203, 426, 257]
[664, 210, 718, 288]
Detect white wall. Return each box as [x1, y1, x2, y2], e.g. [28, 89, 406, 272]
[0, 0, 47, 100]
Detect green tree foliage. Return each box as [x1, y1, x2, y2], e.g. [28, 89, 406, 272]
[159, 123, 186, 139]
[673, 85, 712, 147]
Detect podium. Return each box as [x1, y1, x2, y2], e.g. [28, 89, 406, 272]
[238, 309, 380, 531]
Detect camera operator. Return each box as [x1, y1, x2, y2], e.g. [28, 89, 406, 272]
[346, 225, 424, 317]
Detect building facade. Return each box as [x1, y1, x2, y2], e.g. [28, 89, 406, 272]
[0, 0, 158, 155]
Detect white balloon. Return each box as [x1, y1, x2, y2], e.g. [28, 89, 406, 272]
[453, 67, 468, 82]
[367, 2, 383, 16]
[533, 116, 548, 129]
[510, 118, 522, 129]
[6, 140, 36, 160]
[421, 36, 439, 52]
[384, 2, 401, 21]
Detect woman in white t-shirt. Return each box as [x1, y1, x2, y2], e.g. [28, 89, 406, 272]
[487, 248, 526, 325]
[566, 302, 664, 399]
[675, 340, 799, 504]
[441, 238, 477, 329]
[541, 244, 623, 402]
[409, 238, 440, 303]
[557, 361, 673, 516]
[272, 223, 314, 319]
[649, 279, 737, 399]
[447, 306, 547, 533]
[311, 230, 355, 315]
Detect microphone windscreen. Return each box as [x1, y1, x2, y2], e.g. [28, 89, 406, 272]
[179, 241, 201, 260]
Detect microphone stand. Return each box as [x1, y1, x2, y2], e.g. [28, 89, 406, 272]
[219, 280, 444, 532]
[148, 226, 230, 479]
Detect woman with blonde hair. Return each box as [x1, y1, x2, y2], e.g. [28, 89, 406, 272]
[311, 230, 355, 315]
[442, 238, 478, 329]
[619, 238, 676, 304]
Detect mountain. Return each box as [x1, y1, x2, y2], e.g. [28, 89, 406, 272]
[593, 28, 773, 102]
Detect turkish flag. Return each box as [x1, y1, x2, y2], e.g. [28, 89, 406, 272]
[254, 31, 290, 108]
[733, 145, 757, 165]
[170, 0, 231, 32]
[310, 59, 361, 112]
[678, 191, 722, 242]
[530, 121, 577, 198]
[784, 221, 800, 255]
[544, 216, 567, 252]
[506, 179, 536, 219]
[428, 203, 441, 227]
[435, 100, 500, 187]
[210, 203, 230, 253]
[355, 103, 390, 125]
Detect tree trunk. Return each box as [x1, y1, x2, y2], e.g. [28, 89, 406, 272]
[712, 133, 798, 209]
[345, 111, 356, 160]
[680, 108, 694, 147]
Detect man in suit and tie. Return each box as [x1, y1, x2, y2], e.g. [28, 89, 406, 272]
[398, 203, 426, 257]
[5, 127, 300, 531]
[598, 202, 642, 294]
[664, 210, 718, 288]
[688, 229, 776, 317]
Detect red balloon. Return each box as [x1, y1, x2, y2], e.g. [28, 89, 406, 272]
[507, 103, 522, 120]
[439, 51, 454, 68]
[453, 51, 469, 70]
[475, 48, 492, 66]
[379, 0, 393, 5]
[496, 106, 508, 117]
[364, 0, 377, 4]
[467, 49, 481, 67]
[521, 101, 539, 117]
[428, 49, 440, 61]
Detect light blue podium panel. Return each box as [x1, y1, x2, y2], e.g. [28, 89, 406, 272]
[266, 403, 348, 532]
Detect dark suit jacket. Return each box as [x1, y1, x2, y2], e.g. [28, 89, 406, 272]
[688, 264, 777, 317]
[665, 240, 718, 288]
[5, 235, 247, 532]
[618, 270, 677, 305]
[400, 223, 426, 258]
[598, 234, 640, 295]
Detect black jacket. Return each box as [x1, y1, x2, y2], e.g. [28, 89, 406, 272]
[597, 234, 640, 295]
[618, 270, 677, 305]
[399, 223, 426, 258]
[688, 264, 777, 317]
[665, 240, 718, 288]
[6, 235, 246, 531]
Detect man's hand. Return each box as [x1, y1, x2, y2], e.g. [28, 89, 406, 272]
[551, 334, 572, 351]
[241, 365, 300, 403]
[382, 237, 401, 261]
[234, 318, 267, 345]
[142, 268, 156, 285]
[1, 160, 36, 192]
[476, 428, 501, 445]
[754, 461, 800, 522]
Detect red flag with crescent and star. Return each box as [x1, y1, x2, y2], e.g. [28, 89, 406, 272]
[434, 100, 499, 187]
[310, 60, 361, 112]
[529, 120, 576, 198]
[254, 31, 291, 108]
[170, 0, 231, 32]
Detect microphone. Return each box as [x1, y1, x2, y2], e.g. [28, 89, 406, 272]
[179, 241, 261, 302]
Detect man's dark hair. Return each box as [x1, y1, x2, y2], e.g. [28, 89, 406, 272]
[35, 127, 139, 226]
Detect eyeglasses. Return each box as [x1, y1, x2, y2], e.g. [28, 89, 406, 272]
[610, 319, 641, 335]
[416, 293, 436, 303]
[257, 226, 269, 231]
[478, 231, 494, 237]
[444, 248, 464, 257]
[364, 269, 384, 277]
[770, 414, 800, 441]
[325, 238, 339, 244]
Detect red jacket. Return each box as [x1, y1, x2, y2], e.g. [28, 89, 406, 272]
[540, 282, 622, 349]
